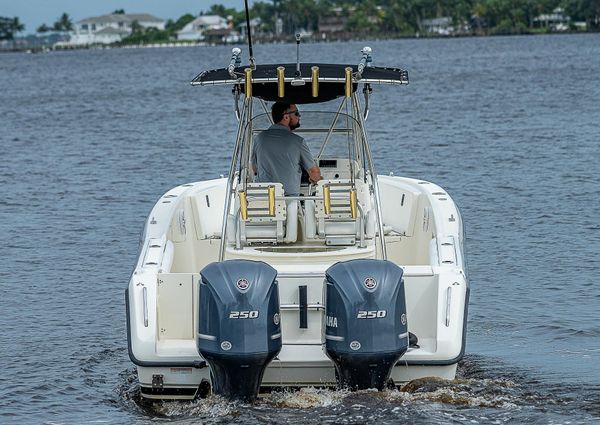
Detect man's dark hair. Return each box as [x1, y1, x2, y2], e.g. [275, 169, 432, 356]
[272, 102, 292, 123]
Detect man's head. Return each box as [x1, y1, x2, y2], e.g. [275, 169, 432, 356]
[272, 102, 301, 130]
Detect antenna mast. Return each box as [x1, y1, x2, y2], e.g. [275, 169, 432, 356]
[244, 0, 255, 68]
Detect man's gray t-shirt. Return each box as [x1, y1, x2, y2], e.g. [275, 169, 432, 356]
[251, 124, 316, 196]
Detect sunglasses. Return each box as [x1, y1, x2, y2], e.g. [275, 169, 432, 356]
[285, 109, 301, 117]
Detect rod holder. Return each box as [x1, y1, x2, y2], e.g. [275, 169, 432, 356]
[277, 66, 285, 98]
[311, 66, 319, 97]
[323, 185, 331, 215]
[345, 67, 353, 98]
[350, 188, 358, 219]
[239, 190, 248, 220]
[244, 68, 252, 98]
[268, 185, 276, 216]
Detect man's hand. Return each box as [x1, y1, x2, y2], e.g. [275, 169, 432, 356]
[308, 166, 322, 184]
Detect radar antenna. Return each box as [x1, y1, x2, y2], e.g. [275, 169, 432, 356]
[228, 48, 242, 78]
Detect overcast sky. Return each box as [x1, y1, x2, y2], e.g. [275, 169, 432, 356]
[1, 0, 244, 34]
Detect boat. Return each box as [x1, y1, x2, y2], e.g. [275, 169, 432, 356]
[126, 42, 469, 402]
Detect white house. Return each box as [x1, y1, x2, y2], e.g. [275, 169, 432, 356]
[238, 17, 262, 38]
[177, 15, 228, 41]
[533, 8, 571, 31]
[69, 13, 165, 45]
[422, 17, 454, 35]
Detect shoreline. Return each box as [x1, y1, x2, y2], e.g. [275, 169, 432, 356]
[1, 29, 597, 53]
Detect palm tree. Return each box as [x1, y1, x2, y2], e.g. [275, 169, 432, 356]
[12, 17, 25, 34]
[53, 13, 73, 32]
[37, 23, 51, 33]
[0, 16, 25, 44]
[131, 20, 143, 34]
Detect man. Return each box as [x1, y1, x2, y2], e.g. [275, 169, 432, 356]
[251, 102, 321, 196]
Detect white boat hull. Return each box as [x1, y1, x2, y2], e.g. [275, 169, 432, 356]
[127, 175, 468, 400]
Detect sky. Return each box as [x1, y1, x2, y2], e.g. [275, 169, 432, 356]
[1, 0, 244, 35]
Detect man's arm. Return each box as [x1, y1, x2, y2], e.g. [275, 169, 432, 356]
[308, 165, 322, 184]
[298, 139, 321, 184]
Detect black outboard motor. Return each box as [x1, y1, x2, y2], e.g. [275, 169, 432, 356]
[198, 260, 281, 402]
[325, 259, 408, 390]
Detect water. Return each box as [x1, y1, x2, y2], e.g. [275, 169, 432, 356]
[1, 34, 599, 424]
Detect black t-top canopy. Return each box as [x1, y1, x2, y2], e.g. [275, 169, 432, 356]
[191, 63, 408, 104]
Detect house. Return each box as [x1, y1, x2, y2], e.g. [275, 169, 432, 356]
[238, 17, 262, 39]
[533, 8, 571, 31]
[177, 15, 229, 41]
[318, 8, 348, 33]
[317, 6, 381, 34]
[69, 13, 165, 45]
[422, 17, 454, 35]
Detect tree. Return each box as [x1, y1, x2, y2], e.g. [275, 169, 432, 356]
[37, 23, 51, 33]
[278, 0, 320, 33]
[53, 12, 73, 32]
[113, 9, 126, 14]
[563, 0, 600, 29]
[171, 14, 196, 30]
[207, 4, 238, 17]
[380, 0, 420, 34]
[131, 20, 143, 34]
[0, 16, 25, 41]
[249, 1, 276, 32]
[121, 25, 170, 45]
[164, 13, 196, 38]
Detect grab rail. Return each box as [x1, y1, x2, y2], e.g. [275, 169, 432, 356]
[143, 287, 148, 328]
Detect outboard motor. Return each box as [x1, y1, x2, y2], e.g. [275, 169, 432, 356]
[325, 259, 408, 390]
[198, 260, 281, 402]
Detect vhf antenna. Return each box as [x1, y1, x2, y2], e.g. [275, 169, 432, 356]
[243, 0, 255, 68]
[291, 33, 305, 86]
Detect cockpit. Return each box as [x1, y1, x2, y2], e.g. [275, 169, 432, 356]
[226, 110, 379, 252]
[247, 111, 367, 191]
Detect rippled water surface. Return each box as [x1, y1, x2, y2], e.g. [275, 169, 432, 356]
[1, 34, 599, 424]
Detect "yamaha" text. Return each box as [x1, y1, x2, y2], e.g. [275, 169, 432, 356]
[326, 315, 338, 327]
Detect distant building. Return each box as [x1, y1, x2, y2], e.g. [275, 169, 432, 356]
[238, 17, 262, 39]
[533, 8, 571, 31]
[177, 15, 229, 41]
[69, 13, 165, 45]
[319, 9, 347, 33]
[422, 17, 454, 35]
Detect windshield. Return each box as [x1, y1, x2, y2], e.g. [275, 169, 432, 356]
[248, 111, 364, 160]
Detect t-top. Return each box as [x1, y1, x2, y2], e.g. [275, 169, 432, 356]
[251, 124, 316, 196]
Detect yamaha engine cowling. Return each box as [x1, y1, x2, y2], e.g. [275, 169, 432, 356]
[198, 260, 281, 402]
[325, 259, 408, 390]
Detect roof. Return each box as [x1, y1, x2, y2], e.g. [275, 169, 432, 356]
[189, 15, 228, 26]
[422, 17, 453, 26]
[192, 63, 408, 104]
[238, 17, 262, 28]
[178, 15, 228, 34]
[77, 13, 164, 25]
[78, 14, 125, 24]
[125, 14, 164, 22]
